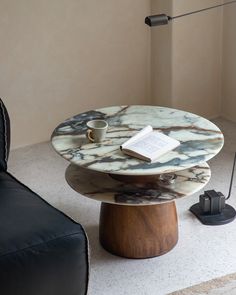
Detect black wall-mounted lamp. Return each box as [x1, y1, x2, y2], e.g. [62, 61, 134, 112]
[145, 0, 236, 27]
[145, 0, 236, 225]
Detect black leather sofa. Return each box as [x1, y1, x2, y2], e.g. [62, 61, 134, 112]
[0, 99, 89, 295]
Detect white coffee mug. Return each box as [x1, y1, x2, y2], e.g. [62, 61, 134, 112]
[86, 120, 108, 143]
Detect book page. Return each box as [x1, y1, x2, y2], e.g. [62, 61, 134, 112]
[124, 131, 180, 161]
[127, 133, 169, 155]
[121, 125, 152, 148]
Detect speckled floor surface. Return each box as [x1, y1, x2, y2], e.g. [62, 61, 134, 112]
[8, 118, 236, 295]
[169, 273, 236, 295]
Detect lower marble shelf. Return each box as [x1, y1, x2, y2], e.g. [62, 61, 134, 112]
[65, 162, 211, 206]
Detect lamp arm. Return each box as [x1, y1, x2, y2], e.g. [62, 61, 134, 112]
[145, 0, 236, 27]
[226, 152, 236, 200]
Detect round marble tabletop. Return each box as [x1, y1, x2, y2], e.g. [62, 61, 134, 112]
[65, 163, 211, 205]
[51, 105, 224, 175]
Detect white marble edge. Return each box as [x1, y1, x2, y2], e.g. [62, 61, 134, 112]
[51, 105, 224, 176]
[65, 162, 211, 205]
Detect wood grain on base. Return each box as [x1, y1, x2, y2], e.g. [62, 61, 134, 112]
[99, 201, 178, 258]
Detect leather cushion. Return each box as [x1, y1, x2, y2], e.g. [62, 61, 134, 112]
[0, 99, 10, 171]
[0, 171, 89, 295]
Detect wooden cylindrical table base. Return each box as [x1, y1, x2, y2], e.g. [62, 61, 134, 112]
[99, 201, 178, 259]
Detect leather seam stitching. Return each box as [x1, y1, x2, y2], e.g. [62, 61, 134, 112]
[0, 100, 7, 166]
[80, 224, 90, 295]
[0, 231, 87, 258]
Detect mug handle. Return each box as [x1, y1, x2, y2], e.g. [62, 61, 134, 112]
[86, 129, 94, 142]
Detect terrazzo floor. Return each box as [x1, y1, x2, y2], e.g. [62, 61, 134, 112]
[8, 118, 236, 295]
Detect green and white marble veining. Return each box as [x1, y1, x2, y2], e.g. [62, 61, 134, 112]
[65, 163, 211, 205]
[51, 105, 224, 175]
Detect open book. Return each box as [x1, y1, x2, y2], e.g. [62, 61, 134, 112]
[120, 125, 180, 162]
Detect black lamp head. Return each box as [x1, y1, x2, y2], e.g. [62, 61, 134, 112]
[145, 14, 170, 27]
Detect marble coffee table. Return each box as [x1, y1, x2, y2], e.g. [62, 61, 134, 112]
[51, 105, 224, 258]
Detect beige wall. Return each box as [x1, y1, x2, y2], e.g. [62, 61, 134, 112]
[172, 0, 223, 118]
[150, 0, 173, 107]
[221, 2, 236, 121]
[173, 0, 223, 14]
[0, 0, 151, 148]
[2, 0, 236, 148]
[151, 0, 223, 118]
